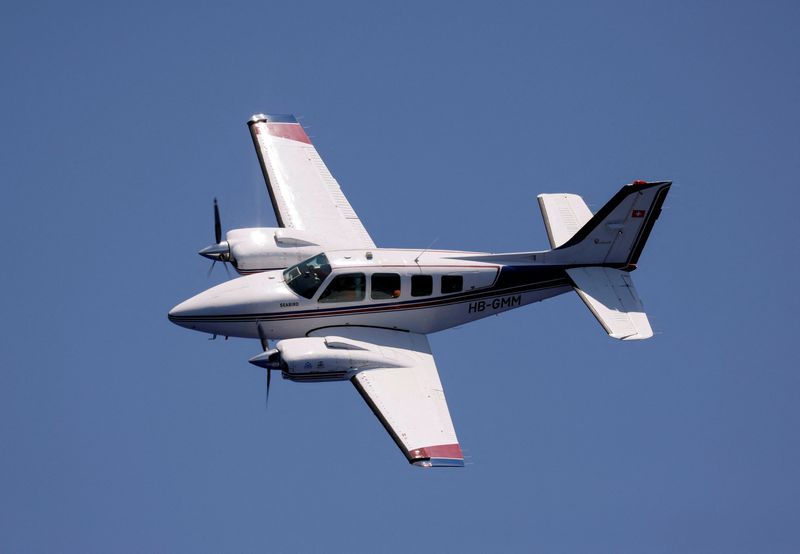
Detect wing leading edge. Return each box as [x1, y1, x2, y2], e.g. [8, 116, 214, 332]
[248, 114, 375, 249]
[308, 327, 464, 467]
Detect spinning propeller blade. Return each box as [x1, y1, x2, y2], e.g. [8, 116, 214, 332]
[213, 197, 222, 244]
[201, 198, 232, 277]
[257, 322, 271, 410]
[266, 368, 271, 410]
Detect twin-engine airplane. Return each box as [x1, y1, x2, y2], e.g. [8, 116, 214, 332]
[169, 113, 671, 468]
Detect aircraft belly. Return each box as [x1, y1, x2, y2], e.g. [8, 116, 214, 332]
[177, 320, 260, 339]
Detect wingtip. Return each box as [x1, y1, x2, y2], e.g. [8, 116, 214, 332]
[412, 458, 465, 468]
[408, 443, 464, 467]
[248, 113, 298, 124]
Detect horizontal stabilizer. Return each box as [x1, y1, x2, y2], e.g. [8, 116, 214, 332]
[566, 267, 653, 340]
[538, 193, 593, 248]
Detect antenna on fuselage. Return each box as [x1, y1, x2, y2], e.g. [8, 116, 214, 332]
[414, 237, 439, 264]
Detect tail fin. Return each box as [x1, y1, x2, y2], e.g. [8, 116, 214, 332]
[554, 181, 671, 267]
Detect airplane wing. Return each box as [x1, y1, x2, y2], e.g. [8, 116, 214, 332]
[248, 114, 376, 249]
[308, 327, 464, 467]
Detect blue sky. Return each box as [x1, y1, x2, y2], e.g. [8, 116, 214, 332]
[2, 1, 799, 552]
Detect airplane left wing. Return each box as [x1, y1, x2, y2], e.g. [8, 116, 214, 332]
[308, 327, 464, 467]
[248, 114, 376, 250]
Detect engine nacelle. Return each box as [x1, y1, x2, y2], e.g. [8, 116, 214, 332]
[249, 336, 412, 382]
[226, 228, 325, 274]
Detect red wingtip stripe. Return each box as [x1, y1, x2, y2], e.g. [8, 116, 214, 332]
[264, 122, 312, 145]
[409, 443, 463, 460]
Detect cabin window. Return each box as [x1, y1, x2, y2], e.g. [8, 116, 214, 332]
[371, 273, 401, 300]
[411, 275, 433, 297]
[441, 275, 463, 294]
[283, 253, 332, 299]
[319, 272, 366, 303]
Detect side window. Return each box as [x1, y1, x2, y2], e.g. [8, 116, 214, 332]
[441, 275, 463, 294]
[411, 275, 433, 297]
[371, 273, 401, 300]
[318, 273, 366, 303]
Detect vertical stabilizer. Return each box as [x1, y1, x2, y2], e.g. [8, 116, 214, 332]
[555, 181, 671, 267]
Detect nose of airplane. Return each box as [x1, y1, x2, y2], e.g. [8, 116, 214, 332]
[167, 294, 210, 330]
[167, 277, 256, 329]
[167, 296, 201, 321]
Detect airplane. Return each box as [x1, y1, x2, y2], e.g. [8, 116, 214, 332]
[169, 113, 671, 468]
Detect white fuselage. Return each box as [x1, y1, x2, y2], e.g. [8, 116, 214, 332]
[168, 248, 573, 340]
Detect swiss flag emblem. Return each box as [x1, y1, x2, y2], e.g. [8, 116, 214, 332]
[632, 209, 646, 218]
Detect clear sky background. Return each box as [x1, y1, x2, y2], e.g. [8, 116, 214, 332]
[2, 2, 799, 552]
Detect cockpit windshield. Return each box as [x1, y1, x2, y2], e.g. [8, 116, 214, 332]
[283, 253, 332, 299]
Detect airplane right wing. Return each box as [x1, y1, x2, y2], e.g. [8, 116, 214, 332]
[248, 114, 375, 250]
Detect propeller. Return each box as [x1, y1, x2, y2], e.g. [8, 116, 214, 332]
[257, 322, 272, 410]
[214, 197, 222, 244]
[266, 362, 271, 409]
[199, 197, 232, 277]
